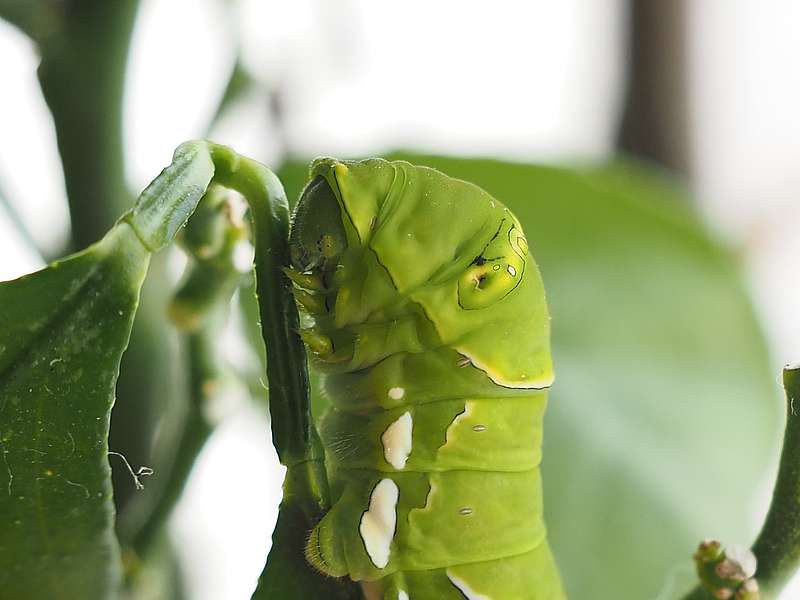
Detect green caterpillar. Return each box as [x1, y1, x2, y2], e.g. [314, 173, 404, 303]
[287, 158, 565, 600]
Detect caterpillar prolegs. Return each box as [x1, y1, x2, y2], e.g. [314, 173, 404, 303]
[287, 158, 565, 600]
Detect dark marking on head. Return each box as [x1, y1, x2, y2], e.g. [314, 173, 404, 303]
[289, 175, 347, 272]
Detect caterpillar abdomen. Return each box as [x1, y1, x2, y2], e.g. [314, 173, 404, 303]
[289, 158, 565, 600]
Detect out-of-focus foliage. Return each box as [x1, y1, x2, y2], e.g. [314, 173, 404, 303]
[278, 154, 781, 599]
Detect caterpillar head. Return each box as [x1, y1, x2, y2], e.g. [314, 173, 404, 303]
[289, 172, 348, 275]
[288, 157, 553, 389]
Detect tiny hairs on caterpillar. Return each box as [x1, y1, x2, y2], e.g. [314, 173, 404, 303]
[287, 158, 565, 600]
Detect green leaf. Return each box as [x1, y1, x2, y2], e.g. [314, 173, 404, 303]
[0, 140, 219, 598]
[125, 141, 215, 252]
[0, 223, 150, 599]
[278, 154, 780, 599]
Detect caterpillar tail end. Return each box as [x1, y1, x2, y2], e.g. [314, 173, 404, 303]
[305, 515, 348, 578]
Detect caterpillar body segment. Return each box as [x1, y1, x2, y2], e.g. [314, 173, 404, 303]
[289, 158, 565, 600]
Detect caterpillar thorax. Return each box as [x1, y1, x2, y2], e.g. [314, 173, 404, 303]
[288, 158, 565, 600]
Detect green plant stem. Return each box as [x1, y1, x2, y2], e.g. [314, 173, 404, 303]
[36, 0, 139, 249]
[207, 144, 328, 491]
[207, 143, 359, 597]
[206, 144, 357, 597]
[682, 365, 800, 600]
[749, 366, 800, 598]
[122, 140, 351, 596]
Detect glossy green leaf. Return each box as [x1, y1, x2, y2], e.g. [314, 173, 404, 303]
[0, 140, 218, 599]
[278, 154, 780, 599]
[0, 223, 150, 599]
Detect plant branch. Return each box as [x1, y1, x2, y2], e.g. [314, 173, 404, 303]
[125, 139, 332, 519]
[749, 365, 800, 598]
[202, 143, 359, 599]
[206, 143, 327, 480]
[36, 0, 140, 249]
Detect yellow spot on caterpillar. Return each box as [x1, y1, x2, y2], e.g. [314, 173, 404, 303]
[455, 348, 554, 389]
[507, 265, 517, 277]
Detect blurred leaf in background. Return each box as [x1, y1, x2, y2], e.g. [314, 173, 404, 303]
[278, 154, 782, 600]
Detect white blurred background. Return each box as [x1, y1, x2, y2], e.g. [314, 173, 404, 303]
[1, 1, 799, 598]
